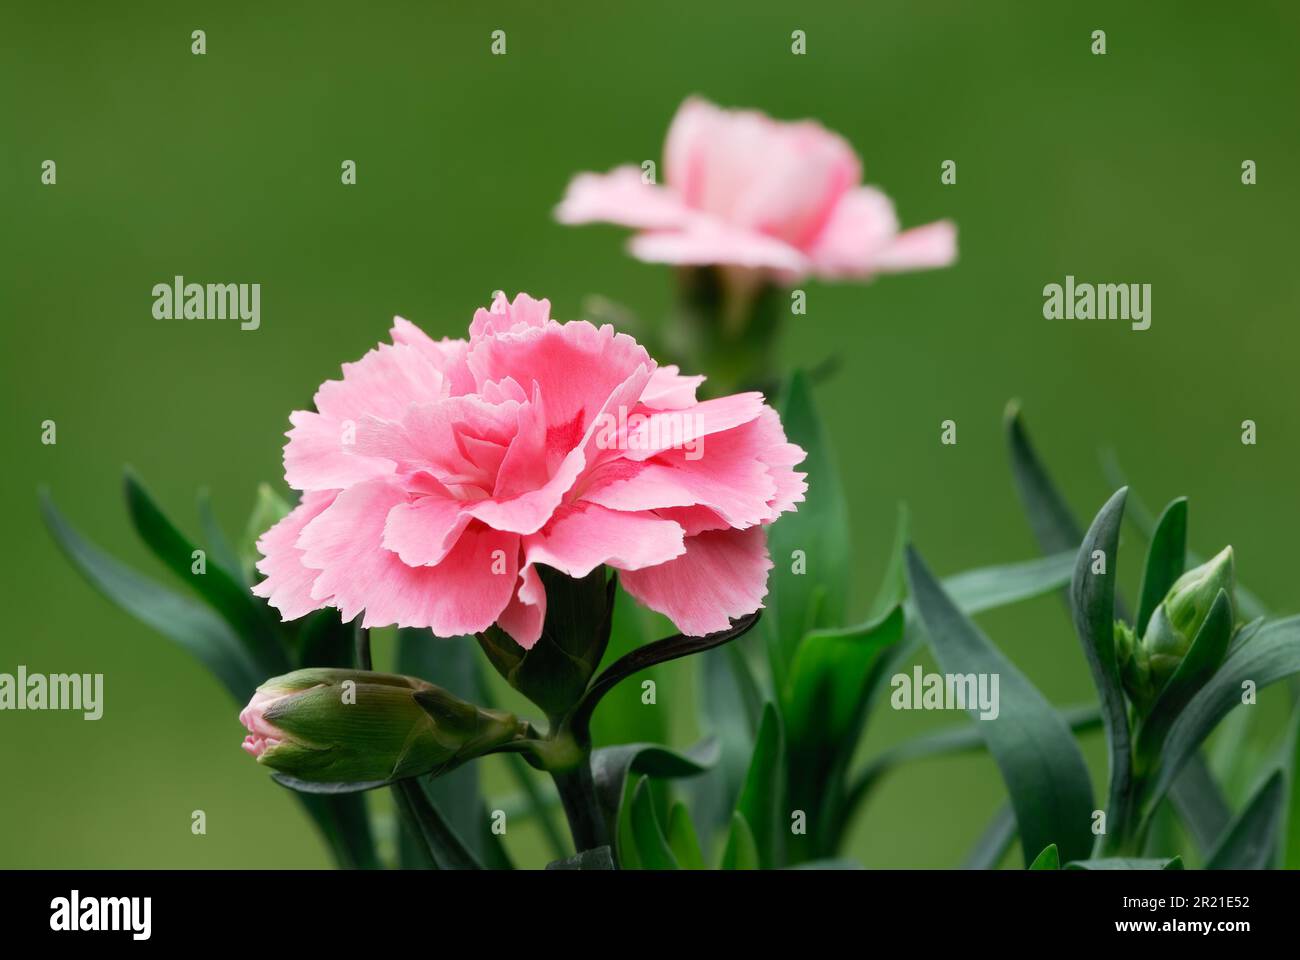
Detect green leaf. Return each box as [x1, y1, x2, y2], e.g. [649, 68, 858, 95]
[1167, 754, 1231, 856]
[240, 483, 293, 584]
[590, 587, 668, 748]
[1205, 769, 1285, 870]
[764, 370, 850, 692]
[1028, 844, 1059, 870]
[629, 777, 679, 869]
[868, 503, 910, 619]
[197, 488, 245, 588]
[545, 846, 615, 870]
[1007, 405, 1130, 623]
[782, 606, 902, 857]
[1069, 488, 1136, 853]
[1066, 857, 1183, 870]
[1005, 401, 1082, 555]
[721, 811, 760, 870]
[124, 470, 286, 673]
[293, 793, 379, 870]
[963, 804, 1017, 869]
[1284, 700, 1300, 869]
[1135, 497, 1188, 633]
[666, 802, 706, 869]
[1145, 616, 1300, 815]
[942, 551, 1075, 615]
[1101, 450, 1271, 620]
[40, 490, 261, 701]
[733, 702, 786, 869]
[591, 740, 718, 858]
[398, 629, 494, 868]
[785, 606, 904, 750]
[1133, 590, 1233, 773]
[390, 778, 482, 870]
[848, 704, 1102, 811]
[908, 546, 1095, 865]
[570, 611, 760, 745]
[689, 646, 758, 838]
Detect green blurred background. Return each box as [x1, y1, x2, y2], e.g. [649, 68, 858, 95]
[3, 0, 1298, 868]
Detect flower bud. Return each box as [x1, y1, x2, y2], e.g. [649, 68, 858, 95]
[240, 668, 528, 784]
[1118, 547, 1235, 713]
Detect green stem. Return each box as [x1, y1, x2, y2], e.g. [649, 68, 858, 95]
[551, 758, 610, 854]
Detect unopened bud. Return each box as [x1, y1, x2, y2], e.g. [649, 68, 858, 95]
[240, 668, 528, 784]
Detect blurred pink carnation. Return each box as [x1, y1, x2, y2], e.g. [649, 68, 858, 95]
[556, 96, 956, 281]
[253, 293, 806, 646]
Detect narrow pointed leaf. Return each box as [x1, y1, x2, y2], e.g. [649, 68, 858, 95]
[629, 777, 679, 870]
[847, 704, 1101, 810]
[689, 647, 757, 837]
[124, 470, 286, 673]
[41, 490, 260, 700]
[1135, 497, 1187, 633]
[1145, 616, 1300, 815]
[721, 811, 759, 870]
[764, 370, 850, 690]
[1005, 401, 1082, 555]
[1028, 844, 1059, 870]
[963, 803, 1017, 869]
[591, 740, 718, 852]
[197, 488, 245, 588]
[1285, 700, 1300, 869]
[391, 778, 482, 870]
[1168, 754, 1231, 856]
[571, 613, 759, 744]
[1101, 450, 1271, 620]
[398, 629, 490, 867]
[783, 605, 902, 857]
[942, 551, 1075, 615]
[1069, 488, 1135, 851]
[908, 546, 1094, 865]
[666, 802, 706, 869]
[733, 702, 785, 869]
[868, 503, 910, 619]
[1205, 770, 1285, 870]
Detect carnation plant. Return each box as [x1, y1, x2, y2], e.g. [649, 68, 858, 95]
[901, 406, 1300, 869]
[38, 95, 1298, 872]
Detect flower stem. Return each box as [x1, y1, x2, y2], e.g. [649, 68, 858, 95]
[551, 758, 610, 854]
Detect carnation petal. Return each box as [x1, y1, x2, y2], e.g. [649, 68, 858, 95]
[251, 491, 336, 621]
[524, 502, 686, 578]
[555, 166, 694, 229]
[620, 527, 772, 637]
[298, 480, 519, 634]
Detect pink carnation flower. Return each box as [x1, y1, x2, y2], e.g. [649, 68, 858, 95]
[556, 96, 957, 281]
[252, 293, 806, 647]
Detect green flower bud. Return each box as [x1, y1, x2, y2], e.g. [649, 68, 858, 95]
[1119, 546, 1235, 713]
[1114, 619, 1155, 713]
[240, 668, 529, 784]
